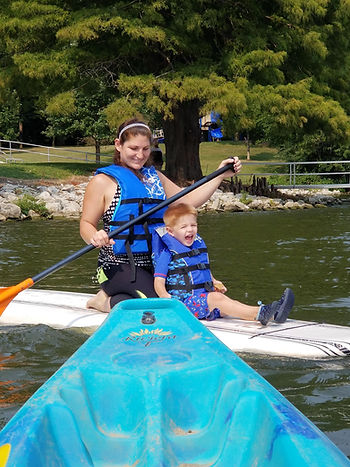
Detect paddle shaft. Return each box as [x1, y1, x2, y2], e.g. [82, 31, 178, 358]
[32, 163, 234, 284]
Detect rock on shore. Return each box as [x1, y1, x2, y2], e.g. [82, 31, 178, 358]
[0, 179, 343, 221]
[199, 188, 342, 214]
[0, 181, 87, 220]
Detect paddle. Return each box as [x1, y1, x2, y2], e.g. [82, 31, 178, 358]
[0, 162, 235, 315]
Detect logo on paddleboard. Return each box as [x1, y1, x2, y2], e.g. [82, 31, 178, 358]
[123, 328, 176, 347]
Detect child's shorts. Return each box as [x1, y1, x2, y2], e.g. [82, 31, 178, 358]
[183, 293, 221, 321]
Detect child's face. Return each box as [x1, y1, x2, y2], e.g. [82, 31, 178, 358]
[167, 214, 198, 247]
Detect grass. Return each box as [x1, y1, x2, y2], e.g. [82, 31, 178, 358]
[199, 141, 279, 175]
[0, 162, 104, 180]
[0, 141, 281, 182]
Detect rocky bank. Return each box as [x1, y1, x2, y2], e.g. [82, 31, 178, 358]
[0, 179, 344, 221]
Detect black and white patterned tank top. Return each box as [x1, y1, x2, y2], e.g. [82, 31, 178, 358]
[98, 184, 152, 269]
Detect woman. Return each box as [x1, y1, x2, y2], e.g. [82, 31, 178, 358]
[80, 118, 241, 312]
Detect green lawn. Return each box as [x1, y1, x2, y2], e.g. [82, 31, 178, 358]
[199, 141, 279, 175]
[0, 144, 114, 180]
[0, 162, 103, 180]
[0, 141, 281, 181]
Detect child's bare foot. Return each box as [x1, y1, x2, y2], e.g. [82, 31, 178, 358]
[86, 289, 111, 313]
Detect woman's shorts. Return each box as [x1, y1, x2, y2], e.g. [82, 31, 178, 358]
[98, 263, 158, 308]
[183, 293, 221, 321]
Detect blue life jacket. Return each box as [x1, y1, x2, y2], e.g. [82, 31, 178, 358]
[152, 227, 214, 298]
[95, 165, 166, 276]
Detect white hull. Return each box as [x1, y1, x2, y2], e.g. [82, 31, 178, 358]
[1, 288, 350, 359]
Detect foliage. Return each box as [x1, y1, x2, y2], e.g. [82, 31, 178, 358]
[269, 173, 337, 186]
[0, 90, 20, 140]
[280, 131, 350, 162]
[15, 194, 49, 217]
[1, 1, 350, 177]
[44, 89, 114, 160]
[239, 192, 253, 205]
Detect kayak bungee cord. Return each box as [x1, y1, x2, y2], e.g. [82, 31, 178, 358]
[0, 162, 235, 315]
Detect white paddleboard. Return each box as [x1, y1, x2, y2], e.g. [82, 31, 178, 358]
[1, 288, 350, 359]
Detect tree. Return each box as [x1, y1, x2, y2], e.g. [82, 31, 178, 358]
[0, 91, 20, 140]
[106, 74, 246, 180]
[44, 89, 114, 162]
[0, 0, 70, 142]
[1, 0, 350, 180]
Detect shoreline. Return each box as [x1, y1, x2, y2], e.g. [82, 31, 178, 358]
[0, 178, 345, 221]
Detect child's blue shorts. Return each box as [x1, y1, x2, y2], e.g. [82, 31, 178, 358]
[183, 293, 221, 321]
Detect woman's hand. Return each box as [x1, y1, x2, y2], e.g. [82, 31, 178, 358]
[90, 229, 115, 248]
[218, 157, 242, 178]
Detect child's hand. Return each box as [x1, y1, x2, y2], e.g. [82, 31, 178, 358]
[213, 279, 227, 293]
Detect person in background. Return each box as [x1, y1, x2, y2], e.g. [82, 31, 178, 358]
[80, 118, 241, 312]
[150, 138, 164, 171]
[153, 203, 295, 325]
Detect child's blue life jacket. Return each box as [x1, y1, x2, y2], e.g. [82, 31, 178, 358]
[95, 165, 166, 277]
[152, 227, 214, 299]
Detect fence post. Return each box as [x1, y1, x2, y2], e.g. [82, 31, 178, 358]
[48, 147, 50, 162]
[293, 162, 296, 187]
[9, 141, 12, 159]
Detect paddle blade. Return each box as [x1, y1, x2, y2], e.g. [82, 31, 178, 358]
[0, 443, 11, 467]
[0, 278, 34, 316]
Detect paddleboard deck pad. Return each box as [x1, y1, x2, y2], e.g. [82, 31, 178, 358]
[0, 298, 349, 466]
[1, 288, 350, 359]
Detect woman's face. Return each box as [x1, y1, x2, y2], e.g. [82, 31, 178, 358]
[115, 134, 151, 172]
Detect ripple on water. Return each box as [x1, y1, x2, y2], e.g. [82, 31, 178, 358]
[0, 325, 88, 429]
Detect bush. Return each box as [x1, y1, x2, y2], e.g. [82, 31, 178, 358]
[269, 174, 336, 186]
[16, 195, 49, 217]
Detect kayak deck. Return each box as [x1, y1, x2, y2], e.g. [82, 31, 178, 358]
[0, 298, 349, 466]
[1, 288, 350, 359]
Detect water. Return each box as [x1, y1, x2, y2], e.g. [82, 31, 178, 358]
[1, 204, 350, 457]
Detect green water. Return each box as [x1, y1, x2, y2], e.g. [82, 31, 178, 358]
[0, 204, 350, 457]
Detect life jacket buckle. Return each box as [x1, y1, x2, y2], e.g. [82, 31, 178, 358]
[189, 248, 200, 256]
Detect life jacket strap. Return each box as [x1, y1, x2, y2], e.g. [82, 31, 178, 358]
[166, 281, 214, 292]
[143, 221, 152, 259]
[125, 240, 136, 282]
[120, 197, 164, 206]
[109, 196, 164, 227]
[172, 248, 208, 261]
[109, 218, 163, 227]
[167, 263, 210, 275]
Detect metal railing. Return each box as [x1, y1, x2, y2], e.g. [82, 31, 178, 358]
[0, 139, 112, 164]
[1, 139, 349, 189]
[239, 160, 350, 189]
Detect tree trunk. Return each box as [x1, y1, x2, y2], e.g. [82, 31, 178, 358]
[95, 139, 101, 164]
[163, 100, 202, 182]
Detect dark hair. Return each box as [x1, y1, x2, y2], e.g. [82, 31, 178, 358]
[114, 118, 153, 165]
[150, 147, 163, 170]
